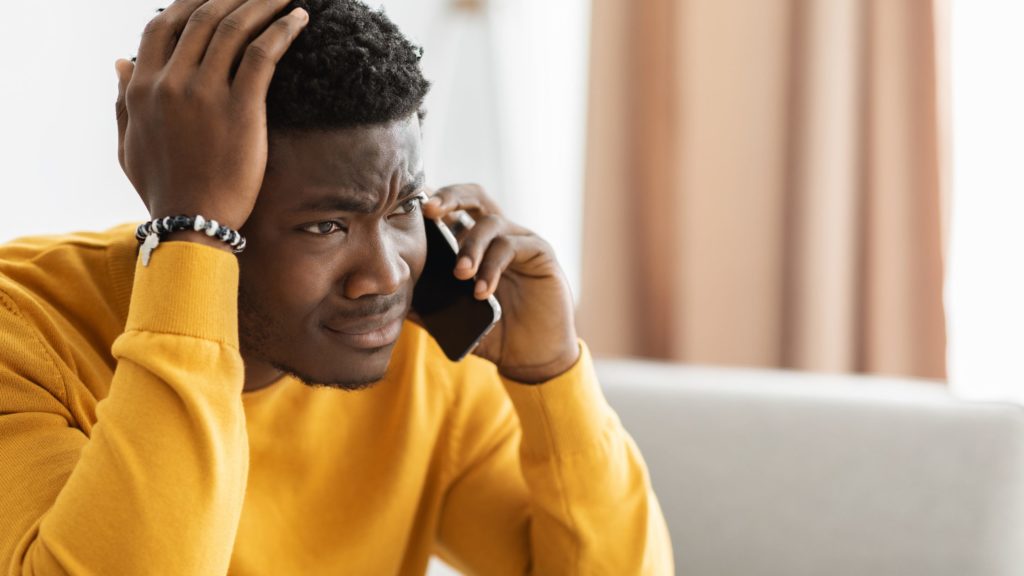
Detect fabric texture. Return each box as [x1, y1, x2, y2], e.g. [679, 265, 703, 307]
[580, 0, 948, 379]
[0, 225, 671, 575]
[596, 359, 1024, 575]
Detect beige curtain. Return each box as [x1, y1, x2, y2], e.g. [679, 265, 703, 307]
[579, 0, 948, 380]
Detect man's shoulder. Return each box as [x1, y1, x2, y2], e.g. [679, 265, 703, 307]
[0, 224, 140, 373]
[0, 223, 138, 260]
[0, 223, 138, 307]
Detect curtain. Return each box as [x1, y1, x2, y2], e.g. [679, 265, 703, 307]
[579, 0, 947, 380]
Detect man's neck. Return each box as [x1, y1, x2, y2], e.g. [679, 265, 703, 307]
[242, 356, 286, 393]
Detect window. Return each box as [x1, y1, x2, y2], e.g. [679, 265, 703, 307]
[947, 1, 1024, 400]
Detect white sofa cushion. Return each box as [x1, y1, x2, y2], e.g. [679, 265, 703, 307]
[597, 361, 1024, 576]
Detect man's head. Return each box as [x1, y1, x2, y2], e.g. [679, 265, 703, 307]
[265, 0, 429, 131]
[237, 0, 431, 391]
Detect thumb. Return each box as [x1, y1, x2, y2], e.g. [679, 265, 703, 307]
[114, 59, 134, 169]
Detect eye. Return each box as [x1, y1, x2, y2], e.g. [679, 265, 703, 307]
[390, 193, 427, 218]
[300, 221, 346, 236]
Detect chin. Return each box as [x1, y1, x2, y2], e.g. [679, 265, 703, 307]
[275, 361, 389, 391]
[274, 344, 395, 391]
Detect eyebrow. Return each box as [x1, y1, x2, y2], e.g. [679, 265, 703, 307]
[292, 172, 426, 214]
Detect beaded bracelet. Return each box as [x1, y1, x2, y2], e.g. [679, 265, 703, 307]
[136, 215, 246, 266]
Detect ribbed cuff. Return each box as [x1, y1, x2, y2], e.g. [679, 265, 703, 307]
[125, 240, 239, 349]
[107, 223, 143, 325]
[500, 341, 611, 460]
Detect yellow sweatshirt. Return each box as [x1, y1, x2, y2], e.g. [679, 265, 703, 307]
[0, 224, 673, 575]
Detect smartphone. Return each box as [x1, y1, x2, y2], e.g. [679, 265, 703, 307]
[412, 215, 502, 361]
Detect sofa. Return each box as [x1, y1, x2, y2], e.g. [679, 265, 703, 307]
[430, 360, 1024, 575]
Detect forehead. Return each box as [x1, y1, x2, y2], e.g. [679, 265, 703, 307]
[266, 117, 422, 190]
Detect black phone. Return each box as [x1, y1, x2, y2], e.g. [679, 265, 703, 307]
[412, 215, 502, 361]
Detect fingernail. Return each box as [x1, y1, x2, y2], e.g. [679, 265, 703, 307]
[475, 280, 488, 296]
[426, 197, 441, 207]
[456, 256, 472, 271]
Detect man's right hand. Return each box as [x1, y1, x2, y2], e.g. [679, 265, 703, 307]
[114, 0, 309, 231]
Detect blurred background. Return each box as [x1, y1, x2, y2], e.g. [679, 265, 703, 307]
[1, 0, 1021, 400]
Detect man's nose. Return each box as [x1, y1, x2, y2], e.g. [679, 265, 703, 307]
[342, 235, 410, 300]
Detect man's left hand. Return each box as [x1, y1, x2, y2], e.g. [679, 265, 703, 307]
[422, 184, 579, 384]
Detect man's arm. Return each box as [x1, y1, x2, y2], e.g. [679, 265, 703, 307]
[1, 1, 308, 572]
[434, 345, 674, 575]
[421, 186, 673, 573]
[0, 246, 249, 573]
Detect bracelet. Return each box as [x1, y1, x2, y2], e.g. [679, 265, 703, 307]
[136, 215, 247, 266]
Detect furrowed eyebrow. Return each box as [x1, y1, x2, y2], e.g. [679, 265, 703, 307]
[293, 195, 376, 214]
[398, 172, 426, 201]
[292, 172, 426, 215]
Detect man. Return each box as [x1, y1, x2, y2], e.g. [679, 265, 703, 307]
[0, 0, 672, 573]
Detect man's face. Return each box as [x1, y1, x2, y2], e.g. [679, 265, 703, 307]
[237, 116, 427, 390]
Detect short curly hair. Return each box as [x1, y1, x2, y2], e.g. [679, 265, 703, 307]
[266, 0, 430, 132]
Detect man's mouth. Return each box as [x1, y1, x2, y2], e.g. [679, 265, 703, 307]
[322, 313, 406, 350]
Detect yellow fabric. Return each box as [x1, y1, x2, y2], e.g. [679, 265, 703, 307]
[0, 224, 673, 575]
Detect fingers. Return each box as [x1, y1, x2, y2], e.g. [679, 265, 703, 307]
[115, 59, 135, 125]
[451, 213, 552, 300]
[453, 215, 503, 280]
[474, 235, 553, 300]
[230, 7, 309, 97]
[165, 0, 249, 70]
[423, 183, 545, 299]
[138, 0, 302, 89]
[135, 0, 209, 75]
[191, 0, 295, 78]
[472, 236, 516, 298]
[115, 59, 136, 170]
[424, 184, 505, 221]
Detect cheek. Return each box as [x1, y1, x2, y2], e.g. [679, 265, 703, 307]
[287, 261, 334, 304]
[403, 224, 428, 283]
[240, 244, 337, 315]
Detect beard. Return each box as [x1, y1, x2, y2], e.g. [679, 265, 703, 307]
[237, 285, 389, 391]
[272, 364, 383, 392]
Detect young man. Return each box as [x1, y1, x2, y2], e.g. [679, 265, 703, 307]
[0, 0, 672, 573]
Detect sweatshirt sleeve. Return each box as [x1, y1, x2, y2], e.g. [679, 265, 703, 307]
[434, 342, 674, 575]
[0, 242, 249, 575]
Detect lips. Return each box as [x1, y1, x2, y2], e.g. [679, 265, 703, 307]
[322, 312, 406, 350]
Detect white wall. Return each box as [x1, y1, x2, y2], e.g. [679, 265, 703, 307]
[947, 1, 1024, 401]
[0, 0, 589, 298]
[381, 0, 590, 297]
[0, 3, 155, 241]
